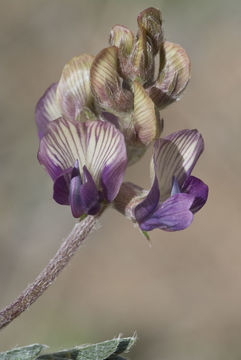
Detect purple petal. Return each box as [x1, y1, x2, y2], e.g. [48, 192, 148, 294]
[153, 129, 204, 201]
[139, 193, 194, 232]
[69, 174, 84, 218]
[38, 118, 127, 192]
[35, 83, 62, 139]
[53, 168, 72, 205]
[69, 166, 100, 218]
[171, 176, 181, 196]
[101, 159, 127, 202]
[182, 175, 209, 213]
[79, 166, 100, 215]
[71, 159, 80, 178]
[134, 176, 160, 224]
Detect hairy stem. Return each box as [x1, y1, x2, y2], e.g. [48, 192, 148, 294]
[0, 215, 96, 330]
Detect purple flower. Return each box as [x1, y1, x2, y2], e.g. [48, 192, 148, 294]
[35, 55, 127, 218]
[38, 118, 127, 218]
[115, 129, 208, 232]
[35, 8, 208, 227]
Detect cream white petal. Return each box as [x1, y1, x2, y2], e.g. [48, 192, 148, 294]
[56, 54, 94, 121]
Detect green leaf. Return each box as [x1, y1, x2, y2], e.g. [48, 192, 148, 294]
[142, 230, 150, 241]
[0, 336, 136, 360]
[39, 336, 136, 360]
[0, 344, 46, 360]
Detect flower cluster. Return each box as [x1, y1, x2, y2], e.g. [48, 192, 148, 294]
[35, 7, 208, 234]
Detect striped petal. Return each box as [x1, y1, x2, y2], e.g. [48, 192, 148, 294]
[132, 81, 162, 145]
[149, 41, 191, 109]
[130, 27, 154, 85]
[139, 193, 194, 232]
[56, 54, 94, 121]
[153, 129, 204, 201]
[109, 25, 134, 80]
[129, 7, 163, 85]
[137, 7, 163, 55]
[90, 46, 133, 112]
[109, 25, 134, 56]
[38, 118, 127, 200]
[35, 83, 62, 139]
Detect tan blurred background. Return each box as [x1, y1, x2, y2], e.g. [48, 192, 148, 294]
[0, 0, 241, 359]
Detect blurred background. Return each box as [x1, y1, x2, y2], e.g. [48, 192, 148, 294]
[0, 0, 241, 359]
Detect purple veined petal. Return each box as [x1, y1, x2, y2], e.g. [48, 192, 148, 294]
[86, 121, 127, 201]
[53, 168, 72, 205]
[69, 166, 100, 218]
[153, 129, 204, 201]
[37, 117, 75, 180]
[56, 54, 94, 122]
[97, 124, 127, 201]
[139, 193, 194, 232]
[134, 176, 160, 224]
[84, 120, 127, 193]
[35, 83, 62, 139]
[38, 118, 127, 199]
[182, 175, 209, 213]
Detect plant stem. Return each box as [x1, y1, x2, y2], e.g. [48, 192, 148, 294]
[0, 215, 96, 330]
